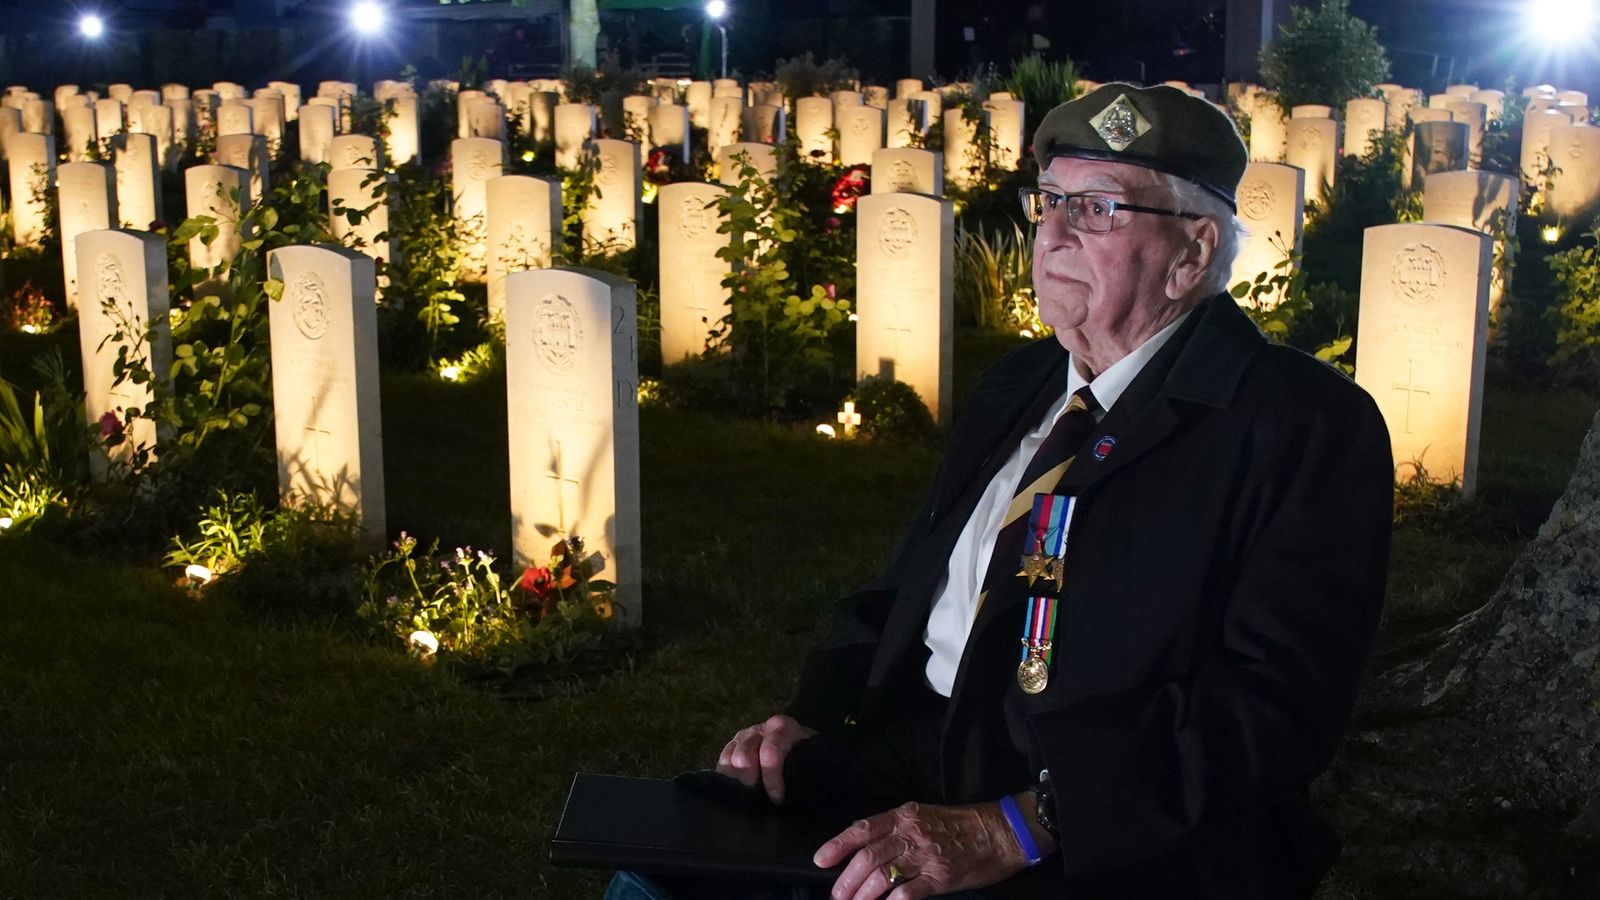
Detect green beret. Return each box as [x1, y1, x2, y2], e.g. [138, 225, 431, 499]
[1031, 83, 1247, 212]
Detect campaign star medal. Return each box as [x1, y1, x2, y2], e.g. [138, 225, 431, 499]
[1014, 494, 1073, 695]
[1088, 93, 1152, 153]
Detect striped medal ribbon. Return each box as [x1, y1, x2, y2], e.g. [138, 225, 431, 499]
[1016, 494, 1072, 695]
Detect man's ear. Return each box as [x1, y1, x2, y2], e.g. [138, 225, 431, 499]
[1166, 217, 1220, 300]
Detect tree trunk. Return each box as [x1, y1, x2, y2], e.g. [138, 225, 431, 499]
[570, 0, 600, 70]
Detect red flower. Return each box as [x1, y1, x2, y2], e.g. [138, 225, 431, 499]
[518, 565, 554, 596]
[99, 410, 124, 439]
[829, 165, 871, 212]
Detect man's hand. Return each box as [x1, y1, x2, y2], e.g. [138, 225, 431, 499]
[715, 714, 818, 804]
[812, 801, 1028, 900]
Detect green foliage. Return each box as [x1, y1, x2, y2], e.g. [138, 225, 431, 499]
[954, 223, 1036, 332]
[0, 353, 92, 491]
[847, 376, 938, 444]
[1005, 54, 1081, 146]
[166, 489, 367, 617]
[1231, 240, 1357, 374]
[710, 154, 853, 411]
[1550, 224, 1600, 387]
[773, 53, 859, 100]
[379, 162, 474, 369]
[358, 533, 611, 675]
[1, 281, 58, 334]
[0, 467, 67, 532]
[1260, 0, 1390, 112]
[559, 62, 645, 108]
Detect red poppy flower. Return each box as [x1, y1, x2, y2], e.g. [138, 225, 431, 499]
[99, 410, 124, 439]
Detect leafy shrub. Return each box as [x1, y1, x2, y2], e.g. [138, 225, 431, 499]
[955, 224, 1035, 331]
[1005, 54, 1081, 147]
[773, 53, 859, 100]
[0, 355, 90, 491]
[848, 376, 937, 444]
[1260, 0, 1390, 112]
[1550, 224, 1600, 387]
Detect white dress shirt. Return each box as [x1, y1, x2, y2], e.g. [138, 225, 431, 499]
[923, 313, 1193, 697]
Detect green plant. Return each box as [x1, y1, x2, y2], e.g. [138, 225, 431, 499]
[710, 153, 852, 411]
[954, 223, 1034, 331]
[358, 533, 612, 674]
[1260, 0, 1390, 112]
[1231, 240, 1356, 373]
[379, 162, 474, 369]
[1550, 224, 1600, 387]
[1005, 54, 1080, 147]
[0, 355, 92, 490]
[163, 489, 271, 577]
[0, 467, 67, 532]
[2, 281, 57, 334]
[773, 53, 859, 100]
[847, 376, 937, 444]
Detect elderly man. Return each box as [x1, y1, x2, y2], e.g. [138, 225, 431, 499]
[619, 84, 1393, 899]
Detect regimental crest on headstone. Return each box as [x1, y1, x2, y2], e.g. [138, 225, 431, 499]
[851, 114, 870, 135]
[597, 152, 618, 186]
[1569, 135, 1586, 160]
[291, 270, 330, 340]
[1240, 180, 1274, 222]
[878, 207, 917, 258]
[95, 253, 128, 308]
[892, 159, 916, 192]
[1298, 126, 1322, 151]
[678, 196, 711, 239]
[534, 293, 583, 374]
[1392, 243, 1446, 308]
[469, 151, 491, 182]
[1088, 93, 1151, 152]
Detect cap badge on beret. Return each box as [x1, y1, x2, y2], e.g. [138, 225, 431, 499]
[1088, 93, 1151, 152]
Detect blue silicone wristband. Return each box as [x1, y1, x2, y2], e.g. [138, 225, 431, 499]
[999, 794, 1043, 866]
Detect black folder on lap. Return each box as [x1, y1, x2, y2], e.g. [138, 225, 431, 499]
[549, 773, 849, 885]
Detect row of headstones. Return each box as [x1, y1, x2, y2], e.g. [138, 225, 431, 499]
[1233, 81, 1598, 222]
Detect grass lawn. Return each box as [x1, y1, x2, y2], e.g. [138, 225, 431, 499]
[2, 327, 1596, 899]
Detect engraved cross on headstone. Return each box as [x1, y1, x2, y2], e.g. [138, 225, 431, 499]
[545, 439, 583, 535]
[1391, 359, 1432, 434]
[879, 300, 913, 380]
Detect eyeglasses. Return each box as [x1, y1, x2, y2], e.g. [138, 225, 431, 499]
[1017, 187, 1201, 233]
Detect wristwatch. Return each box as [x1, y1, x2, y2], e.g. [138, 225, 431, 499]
[1030, 770, 1060, 840]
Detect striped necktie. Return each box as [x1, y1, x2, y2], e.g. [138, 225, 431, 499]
[975, 386, 1099, 608]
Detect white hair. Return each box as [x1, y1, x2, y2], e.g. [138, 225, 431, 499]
[1157, 172, 1247, 299]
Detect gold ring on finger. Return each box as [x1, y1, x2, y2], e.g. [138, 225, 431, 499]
[885, 862, 910, 887]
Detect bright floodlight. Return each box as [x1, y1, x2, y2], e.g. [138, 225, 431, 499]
[1528, 0, 1597, 43]
[78, 14, 105, 40]
[705, 0, 728, 20]
[350, 1, 385, 36]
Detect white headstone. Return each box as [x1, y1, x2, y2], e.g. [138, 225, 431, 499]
[384, 93, 419, 167]
[886, 98, 928, 149]
[1230, 162, 1306, 307]
[943, 108, 980, 189]
[266, 244, 386, 539]
[299, 104, 337, 165]
[1423, 170, 1519, 321]
[527, 90, 558, 144]
[554, 103, 596, 170]
[1343, 97, 1386, 160]
[795, 96, 834, 163]
[741, 104, 785, 144]
[248, 95, 287, 154]
[583, 139, 640, 252]
[871, 147, 943, 196]
[467, 98, 507, 141]
[504, 267, 642, 626]
[657, 182, 731, 363]
[836, 104, 884, 168]
[621, 94, 655, 147]
[215, 133, 269, 200]
[1407, 121, 1468, 189]
[452, 137, 505, 281]
[328, 167, 395, 265]
[1521, 108, 1571, 186]
[7, 132, 55, 246]
[985, 98, 1025, 171]
[486, 174, 562, 318]
[1546, 125, 1600, 225]
[216, 103, 253, 137]
[183, 164, 251, 271]
[134, 103, 176, 169]
[855, 192, 953, 423]
[62, 105, 97, 161]
[1284, 118, 1338, 206]
[685, 81, 712, 130]
[112, 133, 160, 231]
[329, 134, 380, 171]
[57, 162, 118, 310]
[648, 103, 690, 163]
[864, 86, 890, 110]
[94, 98, 123, 139]
[1250, 104, 1287, 162]
[1354, 223, 1490, 496]
[716, 142, 778, 186]
[75, 229, 170, 476]
[895, 78, 923, 99]
[708, 96, 743, 156]
[23, 98, 54, 136]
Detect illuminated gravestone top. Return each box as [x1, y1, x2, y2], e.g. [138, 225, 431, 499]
[896, 78, 923, 99]
[621, 94, 654, 147]
[327, 167, 395, 267]
[504, 267, 642, 627]
[855, 191, 953, 424]
[716, 142, 777, 186]
[1354, 223, 1491, 497]
[707, 96, 743, 156]
[582, 139, 640, 252]
[183, 164, 250, 272]
[75, 229, 170, 478]
[648, 103, 689, 164]
[795, 97, 834, 163]
[57, 161, 118, 310]
[94, 98, 123, 139]
[215, 132, 269, 199]
[886, 97, 929, 150]
[1343, 97, 1386, 160]
[7, 132, 55, 246]
[657, 181, 730, 364]
[943, 107, 981, 189]
[216, 103, 252, 137]
[1545, 125, 1600, 226]
[329, 134, 380, 171]
[133, 104, 175, 170]
[1284, 117, 1337, 207]
[1249, 103, 1286, 162]
[740, 103, 784, 144]
[266, 244, 386, 541]
[871, 147, 943, 197]
[1521, 108, 1570, 187]
[111, 133, 159, 231]
[836, 104, 884, 168]
[1290, 104, 1332, 119]
[685, 81, 712, 130]
[554, 103, 596, 170]
[1229, 162, 1305, 309]
[485, 174, 562, 319]
[1407, 120, 1468, 190]
[452, 137, 506, 283]
[1423, 170, 1519, 322]
[984, 98, 1025, 171]
[299, 104, 336, 165]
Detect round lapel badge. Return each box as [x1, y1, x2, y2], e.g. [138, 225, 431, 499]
[1092, 436, 1116, 460]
